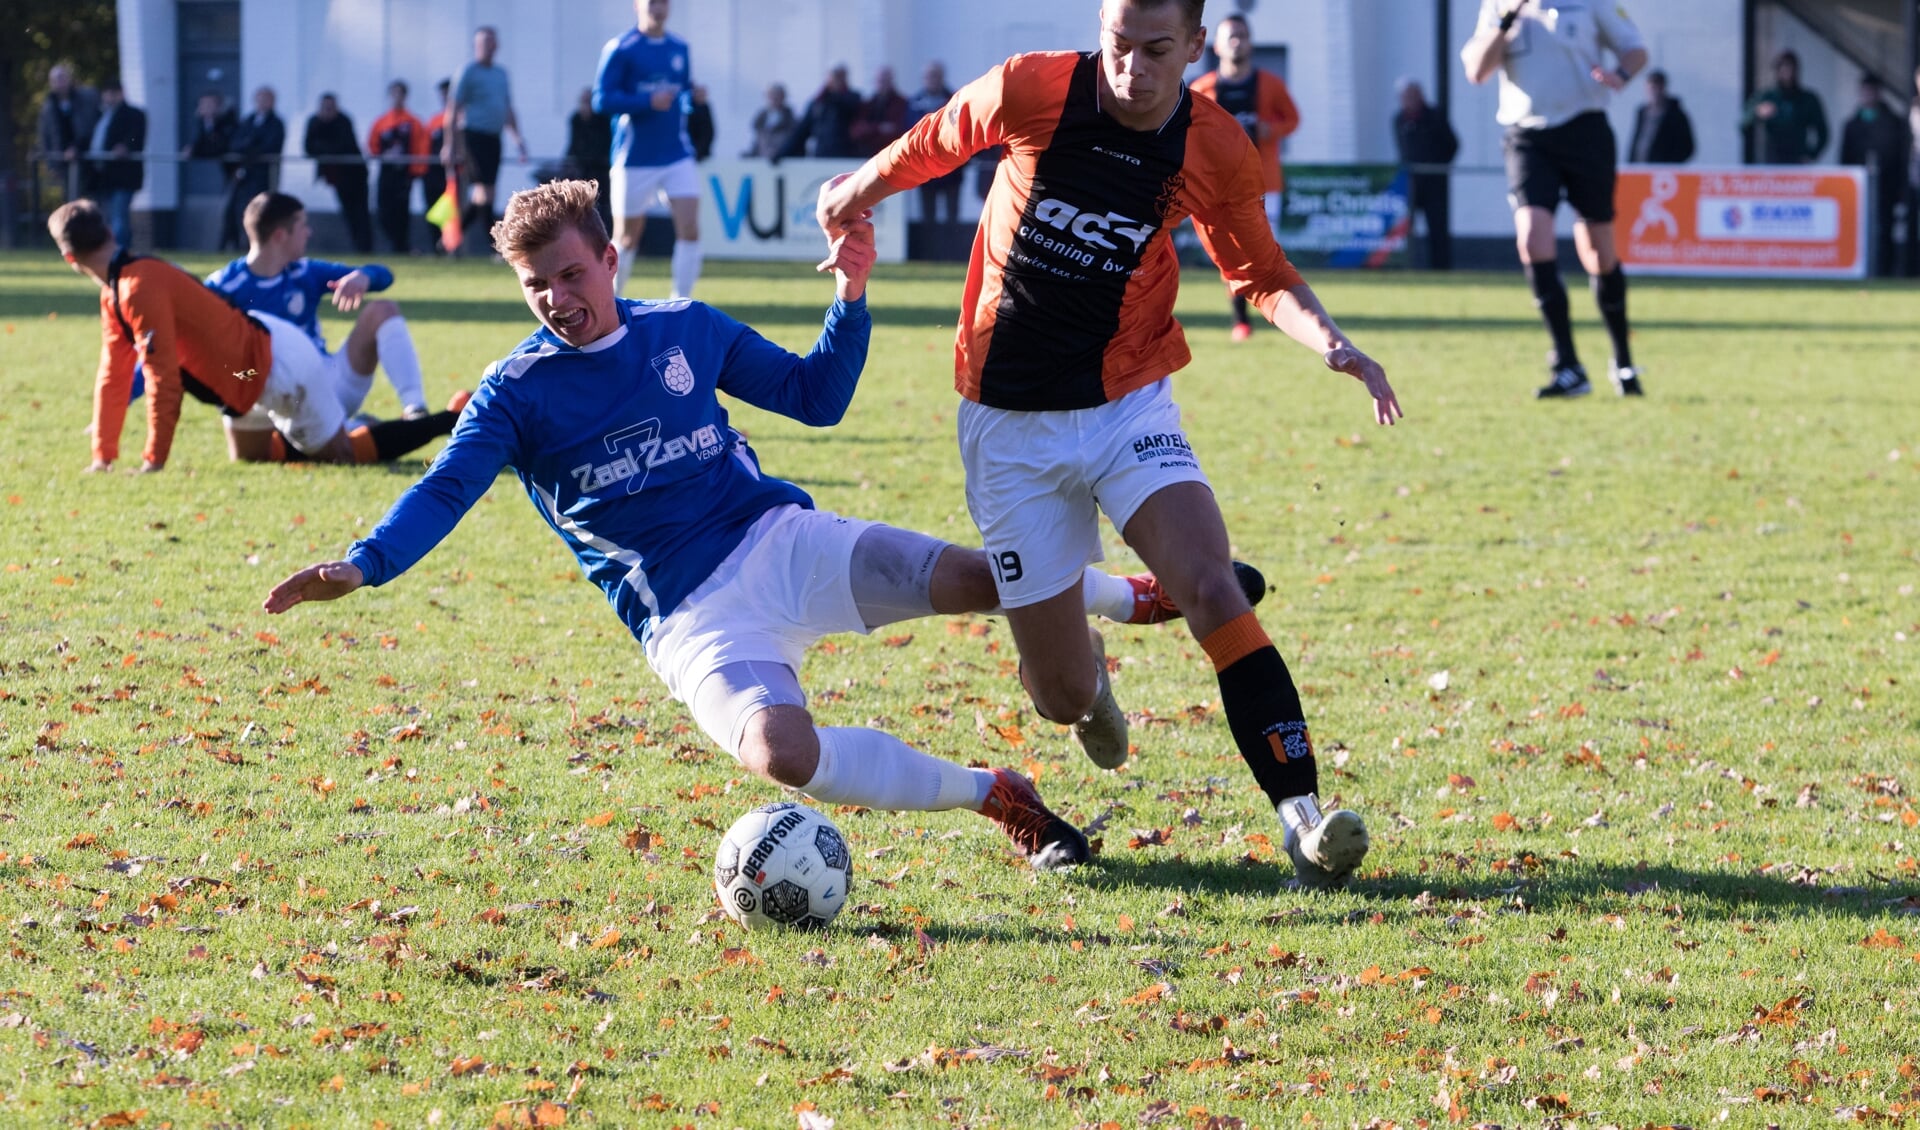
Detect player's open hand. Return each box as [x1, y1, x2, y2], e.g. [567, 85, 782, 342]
[1325, 345, 1403, 426]
[328, 271, 371, 311]
[264, 560, 365, 614]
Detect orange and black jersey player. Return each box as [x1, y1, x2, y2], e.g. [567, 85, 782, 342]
[875, 50, 1304, 412]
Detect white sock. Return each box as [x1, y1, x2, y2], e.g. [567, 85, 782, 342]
[1277, 794, 1321, 850]
[1084, 569, 1137, 621]
[670, 239, 702, 299]
[335, 360, 376, 417]
[374, 317, 426, 410]
[986, 569, 1137, 619]
[615, 246, 635, 296]
[802, 726, 994, 812]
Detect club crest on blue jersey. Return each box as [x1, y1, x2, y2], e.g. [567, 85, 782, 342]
[652, 347, 696, 395]
[285, 291, 306, 318]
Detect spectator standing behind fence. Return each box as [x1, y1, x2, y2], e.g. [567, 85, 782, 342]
[565, 88, 615, 230]
[1745, 51, 1828, 165]
[1191, 14, 1299, 342]
[745, 84, 795, 158]
[1627, 70, 1694, 164]
[85, 80, 147, 251]
[225, 88, 285, 252]
[1391, 78, 1458, 270]
[908, 63, 962, 223]
[305, 93, 374, 254]
[594, 0, 705, 300]
[182, 92, 236, 164]
[38, 64, 100, 198]
[851, 67, 910, 157]
[1463, 0, 1649, 401]
[1839, 75, 1911, 277]
[779, 66, 861, 159]
[368, 81, 430, 255]
[421, 80, 452, 238]
[448, 26, 531, 247]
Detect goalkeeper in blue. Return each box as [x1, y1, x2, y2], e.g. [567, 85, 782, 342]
[207, 192, 432, 420]
[262, 180, 1245, 870]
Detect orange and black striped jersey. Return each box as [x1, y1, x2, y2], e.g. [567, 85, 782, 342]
[875, 51, 1305, 412]
[94, 254, 272, 466]
[1189, 69, 1300, 194]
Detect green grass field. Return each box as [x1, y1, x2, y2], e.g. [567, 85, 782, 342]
[1, 248, 1917, 1129]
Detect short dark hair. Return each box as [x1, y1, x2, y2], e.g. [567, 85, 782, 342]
[1646, 69, 1668, 85]
[1861, 75, 1882, 90]
[100, 79, 124, 94]
[1775, 50, 1800, 67]
[390, 79, 408, 97]
[49, 199, 111, 255]
[437, 77, 451, 94]
[244, 191, 306, 245]
[1217, 12, 1249, 36]
[1127, 0, 1206, 33]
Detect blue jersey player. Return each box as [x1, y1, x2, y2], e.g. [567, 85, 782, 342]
[264, 180, 1248, 870]
[593, 0, 704, 299]
[207, 192, 431, 419]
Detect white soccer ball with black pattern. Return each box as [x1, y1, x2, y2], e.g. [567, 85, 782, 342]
[713, 801, 852, 931]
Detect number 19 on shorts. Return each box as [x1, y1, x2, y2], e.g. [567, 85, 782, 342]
[991, 550, 1024, 584]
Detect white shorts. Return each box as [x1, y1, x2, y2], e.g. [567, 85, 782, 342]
[612, 158, 699, 217]
[227, 314, 348, 455]
[957, 378, 1210, 609]
[643, 505, 876, 708]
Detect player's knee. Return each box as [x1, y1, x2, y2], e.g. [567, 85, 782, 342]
[1024, 663, 1097, 726]
[1185, 563, 1253, 625]
[737, 706, 819, 788]
[359, 300, 401, 328]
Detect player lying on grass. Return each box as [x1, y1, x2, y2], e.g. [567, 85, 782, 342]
[815, 0, 1403, 887]
[48, 199, 464, 471]
[208, 191, 433, 421]
[263, 179, 1254, 870]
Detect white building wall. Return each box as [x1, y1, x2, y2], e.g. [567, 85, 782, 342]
[120, 0, 1870, 240]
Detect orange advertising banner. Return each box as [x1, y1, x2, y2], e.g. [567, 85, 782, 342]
[1616, 165, 1867, 279]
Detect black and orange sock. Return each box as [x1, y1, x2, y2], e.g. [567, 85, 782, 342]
[1200, 611, 1317, 807]
[355, 410, 459, 463]
[1231, 294, 1252, 327]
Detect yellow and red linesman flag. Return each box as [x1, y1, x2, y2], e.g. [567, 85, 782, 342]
[425, 169, 461, 253]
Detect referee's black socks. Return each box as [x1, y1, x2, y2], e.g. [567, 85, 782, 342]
[1591, 265, 1632, 368]
[1524, 259, 1580, 369]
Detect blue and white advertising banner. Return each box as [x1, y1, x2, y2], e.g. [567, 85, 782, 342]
[699, 159, 908, 263]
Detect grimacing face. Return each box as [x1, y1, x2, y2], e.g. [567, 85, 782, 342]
[510, 227, 621, 350]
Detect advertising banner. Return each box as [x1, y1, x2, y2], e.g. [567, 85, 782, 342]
[699, 158, 907, 263]
[1616, 166, 1866, 279]
[1278, 165, 1410, 269]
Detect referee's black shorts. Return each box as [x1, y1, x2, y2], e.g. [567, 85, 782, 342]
[1503, 110, 1618, 222]
[462, 129, 504, 189]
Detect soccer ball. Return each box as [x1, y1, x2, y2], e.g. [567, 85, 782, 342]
[712, 801, 852, 931]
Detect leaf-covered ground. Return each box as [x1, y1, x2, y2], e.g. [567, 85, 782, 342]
[1, 251, 1917, 1129]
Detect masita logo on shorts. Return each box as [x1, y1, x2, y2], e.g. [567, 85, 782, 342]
[652, 346, 697, 396]
[1131, 431, 1195, 468]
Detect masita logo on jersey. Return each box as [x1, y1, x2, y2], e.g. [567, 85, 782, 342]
[652, 347, 696, 396]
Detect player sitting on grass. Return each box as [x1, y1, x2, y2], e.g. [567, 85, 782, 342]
[208, 192, 433, 420]
[49, 199, 463, 471]
[262, 179, 1244, 870]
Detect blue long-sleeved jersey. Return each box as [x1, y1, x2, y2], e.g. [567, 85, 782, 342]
[205, 257, 394, 354]
[593, 28, 695, 168]
[345, 296, 871, 643]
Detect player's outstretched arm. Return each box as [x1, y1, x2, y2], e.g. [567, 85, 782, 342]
[816, 162, 889, 242]
[1269, 285, 1403, 426]
[264, 560, 365, 613]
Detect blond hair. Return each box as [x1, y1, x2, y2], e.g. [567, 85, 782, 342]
[490, 180, 610, 261]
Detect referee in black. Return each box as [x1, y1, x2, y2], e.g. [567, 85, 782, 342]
[1463, 1, 1649, 398]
